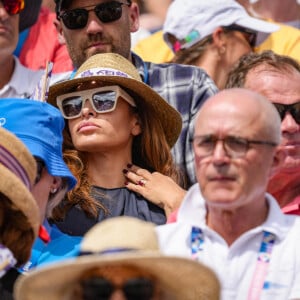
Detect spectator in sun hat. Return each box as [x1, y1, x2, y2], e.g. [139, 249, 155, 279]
[15, 0, 73, 73]
[162, 0, 279, 89]
[0, 99, 81, 272]
[14, 216, 221, 300]
[47, 52, 186, 236]
[0, 127, 40, 299]
[0, 0, 44, 99]
[53, 0, 219, 188]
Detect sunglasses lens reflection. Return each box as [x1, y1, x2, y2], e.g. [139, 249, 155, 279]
[61, 1, 125, 30]
[3, 0, 24, 15]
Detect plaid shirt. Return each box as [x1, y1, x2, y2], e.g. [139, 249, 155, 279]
[132, 53, 218, 187]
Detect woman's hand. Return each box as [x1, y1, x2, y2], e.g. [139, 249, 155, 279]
[123, 164, 186, 217]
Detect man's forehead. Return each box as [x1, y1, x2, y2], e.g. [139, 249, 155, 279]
[246, 65, 300, 88]
[62, 0, 107, 9]
[245, 67, 300, 105]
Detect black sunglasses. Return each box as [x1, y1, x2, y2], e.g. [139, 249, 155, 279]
[59, 1, 130, 30]
[223, 24, 257, 48]
[34, 157, 45, 185]
[81, 276, 154, 300]
[273, 101, 300, 124]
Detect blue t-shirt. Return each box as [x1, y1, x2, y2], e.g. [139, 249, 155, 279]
[20, 221, 82, 272]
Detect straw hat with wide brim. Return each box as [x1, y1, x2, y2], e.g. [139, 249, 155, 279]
[14, 217, 220, 300]
[0, 127, 40, 238]
[48, 53, 182, 148]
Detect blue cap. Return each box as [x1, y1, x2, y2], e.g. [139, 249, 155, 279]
[0, 99, 76, 190]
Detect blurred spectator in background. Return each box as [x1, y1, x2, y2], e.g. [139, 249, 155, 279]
[0, 0, 44, 98]
[163, 0, 278, 89]
[237, 0, 300, 29]
[135, 0, 172, 33]
[236, 0, 300, 63]
[134, 0, 300, 65]
[15, 0, 73, 73]
[131, 0, 172, 48]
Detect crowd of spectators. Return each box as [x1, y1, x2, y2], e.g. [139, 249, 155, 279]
[1, 0, 300, 299]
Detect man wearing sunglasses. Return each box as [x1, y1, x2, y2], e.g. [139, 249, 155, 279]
[226, 50, 300, 215]
[0, 0, 44, 98]
[53, 0, 218, 188]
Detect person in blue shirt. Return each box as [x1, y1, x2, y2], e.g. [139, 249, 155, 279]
[0, 99, 82, 271]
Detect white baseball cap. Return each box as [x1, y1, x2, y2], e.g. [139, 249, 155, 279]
[163, 0, 279, 51]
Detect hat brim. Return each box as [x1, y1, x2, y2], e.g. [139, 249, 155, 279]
[48, 76, 182, 148]
[0, 165, 39, 238]
[14, 252, 220, 300]
[21, 138, 76, 190]
[235, 16, 280, 34]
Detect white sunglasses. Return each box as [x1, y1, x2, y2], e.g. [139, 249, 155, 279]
[56, 85, 136, 119]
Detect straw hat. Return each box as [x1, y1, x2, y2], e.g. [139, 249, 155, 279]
[14, 217, 220, 300]
[0, 127, 40, 238]
[48, 53, 182, 147]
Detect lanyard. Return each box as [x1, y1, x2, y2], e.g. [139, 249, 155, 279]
[190, 227, 276, 299]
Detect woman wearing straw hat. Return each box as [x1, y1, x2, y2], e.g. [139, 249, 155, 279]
[48, 52, 185, 236]
[0, 127, 40, 299]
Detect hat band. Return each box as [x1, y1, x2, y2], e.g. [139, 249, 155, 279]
[173, 30, 202, 52]
[0, 145, 31, 189]
[76, 67, 133, 80]
[79, 248, 135, 256]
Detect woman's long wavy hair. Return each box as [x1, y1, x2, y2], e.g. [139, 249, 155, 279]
[52, 88, 184, 220]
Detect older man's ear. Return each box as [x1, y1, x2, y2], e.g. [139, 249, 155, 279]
[269, 146, 286, 178]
